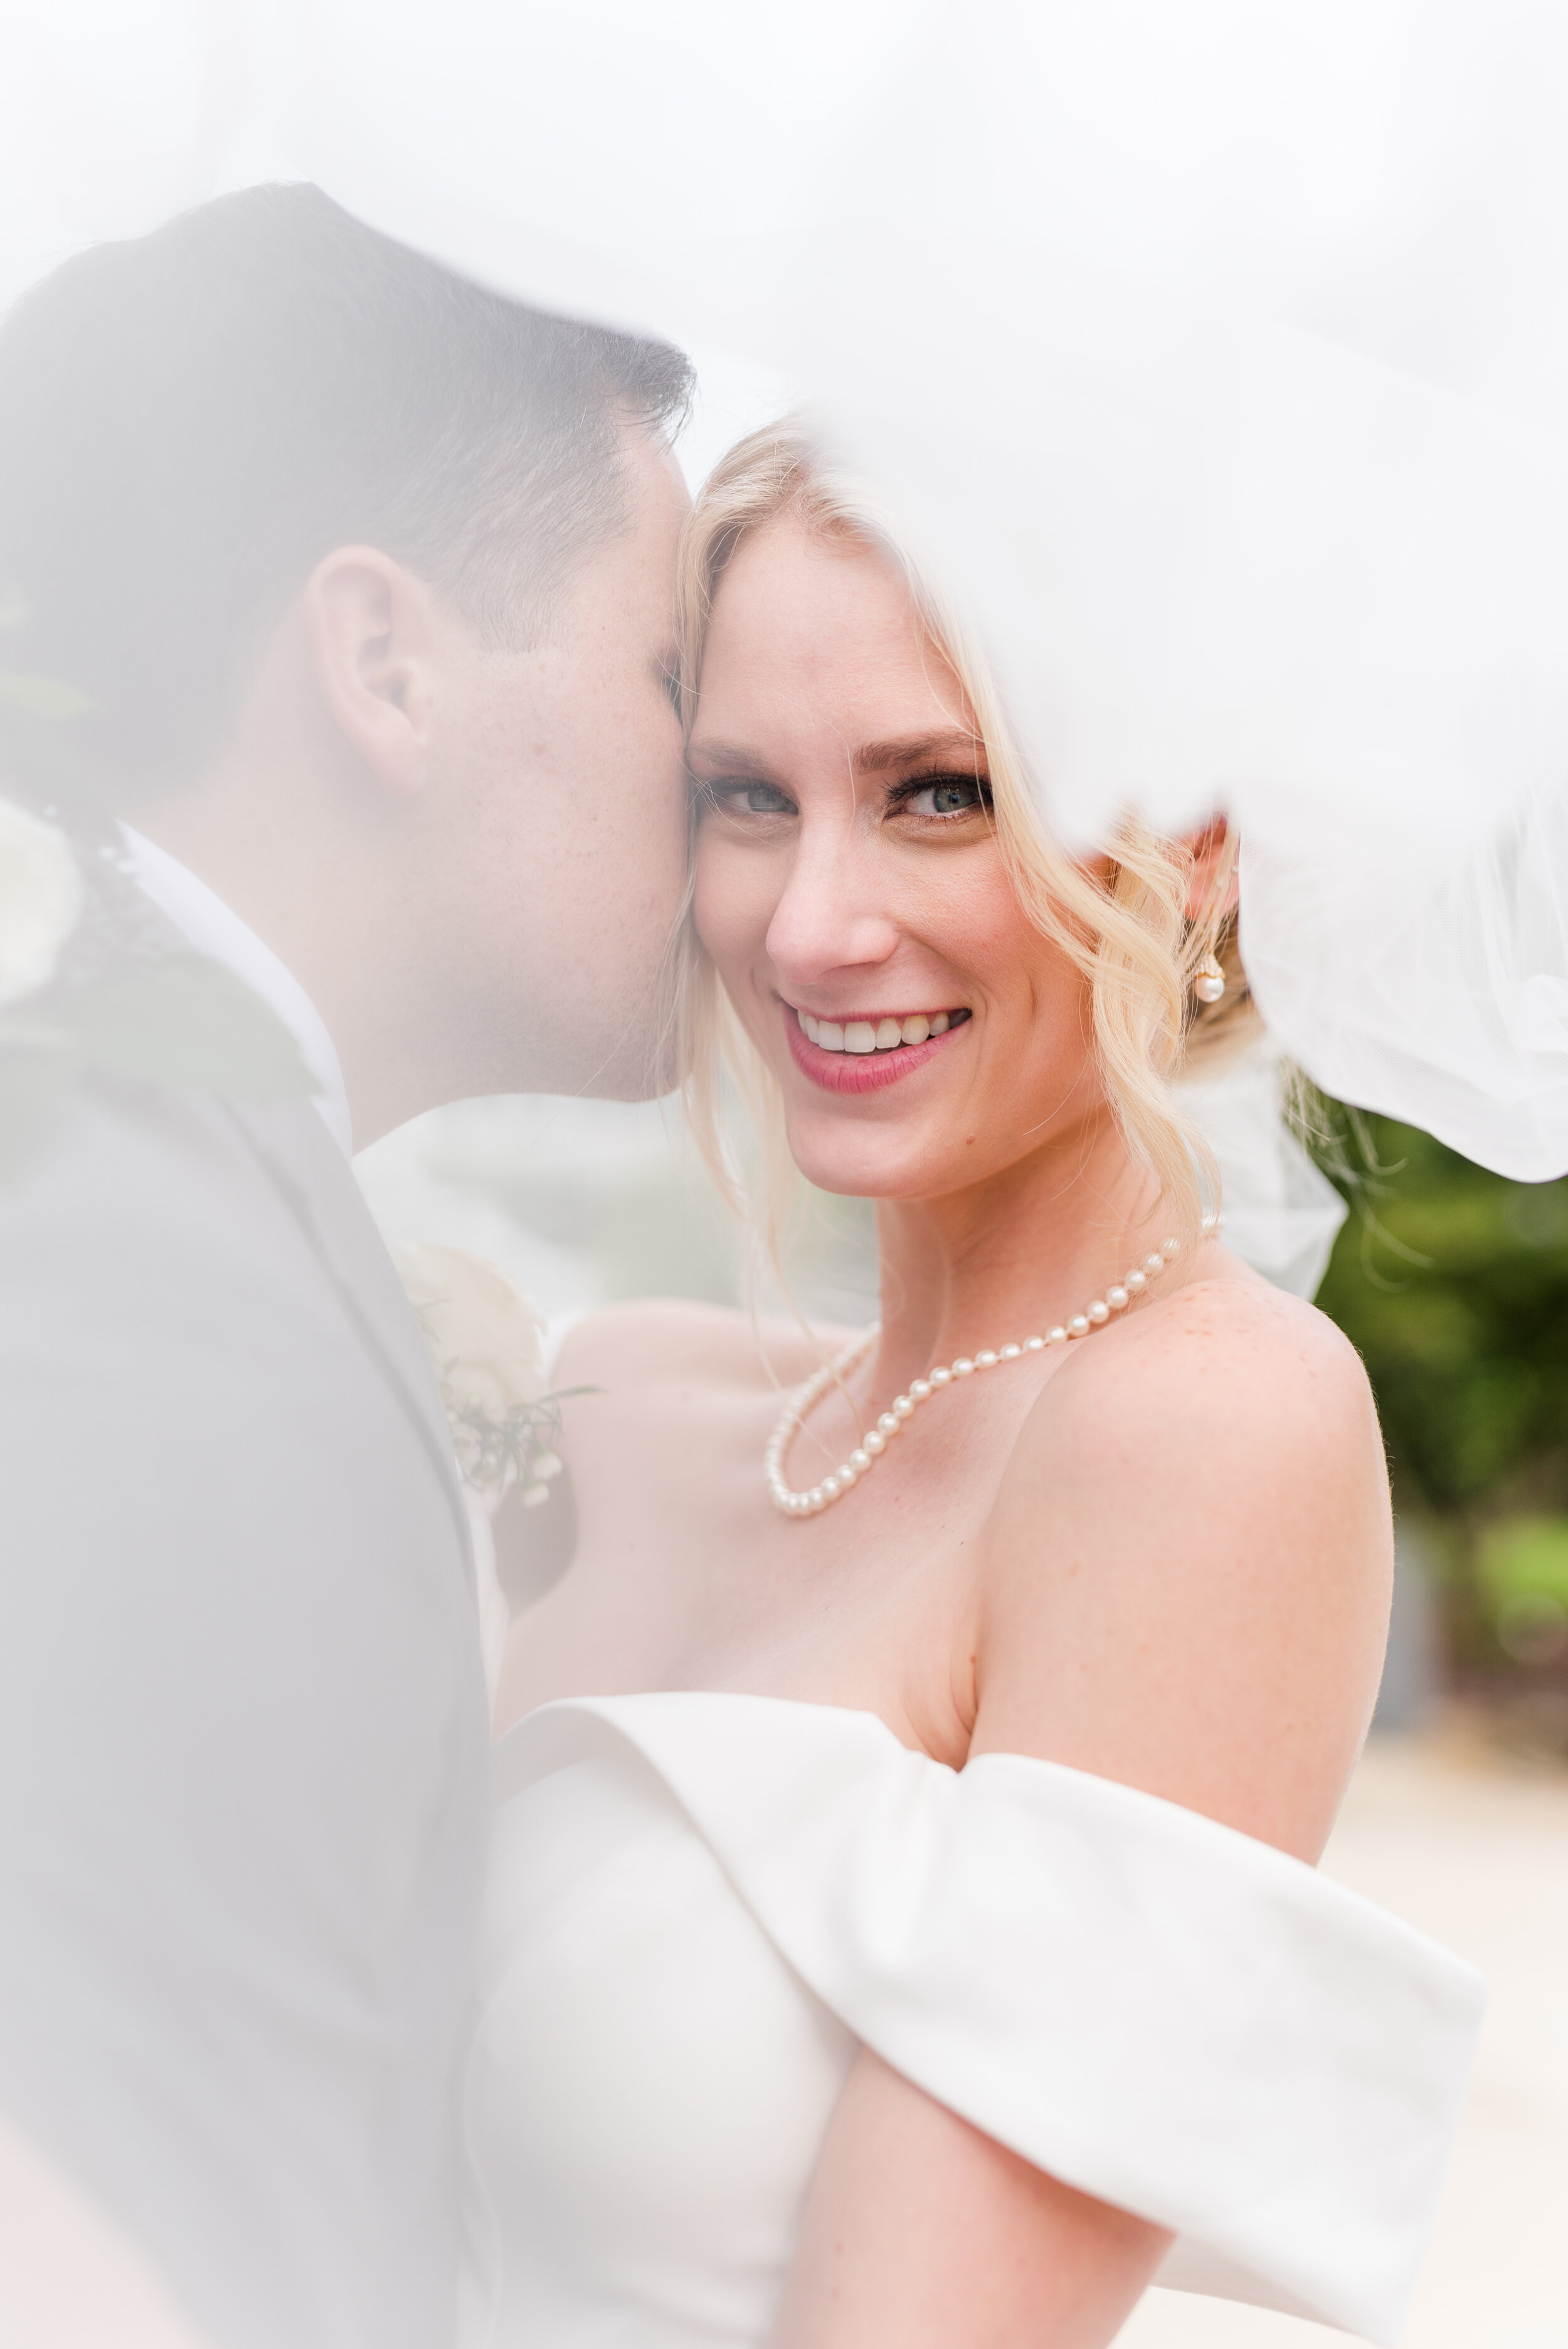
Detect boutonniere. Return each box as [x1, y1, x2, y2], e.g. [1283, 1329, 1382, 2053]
[391, 1241, 581, 1507]
[0, 797, 314, 1179]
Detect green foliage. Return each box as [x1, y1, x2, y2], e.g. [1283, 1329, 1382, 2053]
[1480, 1517, 1568, 1608]
[1314, 1116, 1568, 1516]
[1312, 1113, 1568, 1669]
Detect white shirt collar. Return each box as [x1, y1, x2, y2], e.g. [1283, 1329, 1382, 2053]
[119, 827, 353, 1156]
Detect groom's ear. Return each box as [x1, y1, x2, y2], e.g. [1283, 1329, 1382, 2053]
[300, 546, 447, 800]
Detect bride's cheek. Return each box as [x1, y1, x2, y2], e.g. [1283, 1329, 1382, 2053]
[692, 842, 775, 972]
[690, 838, 731, 955]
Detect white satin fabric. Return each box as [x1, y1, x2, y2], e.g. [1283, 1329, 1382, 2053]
[460, 1694, 1484, 2349]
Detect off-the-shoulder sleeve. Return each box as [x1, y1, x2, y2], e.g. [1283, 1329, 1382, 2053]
[501, 1693, 1484, 2346]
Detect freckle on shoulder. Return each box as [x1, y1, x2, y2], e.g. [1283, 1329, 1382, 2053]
[1048, 1268, 1368, 1434]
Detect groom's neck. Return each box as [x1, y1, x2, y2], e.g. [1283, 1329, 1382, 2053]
[117, 736, 464, 1151]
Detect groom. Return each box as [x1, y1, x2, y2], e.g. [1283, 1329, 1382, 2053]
[0, 186, 691, 2346]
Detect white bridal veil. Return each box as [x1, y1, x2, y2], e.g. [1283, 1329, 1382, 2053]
[6, 0, 1568, 1191]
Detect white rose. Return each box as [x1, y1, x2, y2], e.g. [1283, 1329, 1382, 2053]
[0, 797, 83, 1007]
[391, 1242, 546, 1418]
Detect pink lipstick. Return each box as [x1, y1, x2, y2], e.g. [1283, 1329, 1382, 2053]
[781, 1001, 972, 1094]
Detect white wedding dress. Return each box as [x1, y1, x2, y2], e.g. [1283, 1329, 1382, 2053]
[458, 1692, 1484, 2349]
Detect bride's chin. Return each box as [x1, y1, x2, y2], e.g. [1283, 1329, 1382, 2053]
[780, 1105, 943, 1202]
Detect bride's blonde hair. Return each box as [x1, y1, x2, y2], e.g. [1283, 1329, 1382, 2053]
[675, 420, 1254, 1270]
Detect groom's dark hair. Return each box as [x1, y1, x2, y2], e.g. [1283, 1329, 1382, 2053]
[0, 183, 692, 796]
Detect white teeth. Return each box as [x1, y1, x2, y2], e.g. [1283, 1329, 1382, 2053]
[798, 1007, 963, 1053]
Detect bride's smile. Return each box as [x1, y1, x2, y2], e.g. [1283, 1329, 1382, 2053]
[783, 999, 970, 1092]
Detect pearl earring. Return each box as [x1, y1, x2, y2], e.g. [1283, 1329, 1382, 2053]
[1194, 950, 1226, 1005]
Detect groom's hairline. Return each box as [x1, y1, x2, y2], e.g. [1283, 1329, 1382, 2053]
[0, 183, 695, 798]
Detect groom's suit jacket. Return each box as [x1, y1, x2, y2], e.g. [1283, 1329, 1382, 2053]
[0, 951, 490, 2348]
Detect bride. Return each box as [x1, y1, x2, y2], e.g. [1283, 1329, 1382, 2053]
[462, 427, 1481, 2349]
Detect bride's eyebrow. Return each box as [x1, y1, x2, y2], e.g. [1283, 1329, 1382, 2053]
[686, 738, 770, 775]
[854, 729, 985, 774]
[687, 727, 985, 780]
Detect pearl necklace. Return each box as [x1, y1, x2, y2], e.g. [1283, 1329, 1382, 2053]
[765, 1213, 1222, 1517]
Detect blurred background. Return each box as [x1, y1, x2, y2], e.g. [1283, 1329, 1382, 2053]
[358, 1090, 1568, 2348]
[1316, 1111, 1568, 1756]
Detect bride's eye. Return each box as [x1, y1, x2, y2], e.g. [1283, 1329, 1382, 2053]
[701, 778, 797, 819]
[899, 773, 991, 820]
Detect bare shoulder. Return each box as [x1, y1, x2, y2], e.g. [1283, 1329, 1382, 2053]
[1034, 1263, 1380, 1481]
[554, 1296, 863, 1402]
[997, 1265, 1391, 1600]
[975, 1263, 1391, 1855]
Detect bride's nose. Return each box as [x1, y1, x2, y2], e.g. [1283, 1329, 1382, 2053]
[763, 819, 903, 985]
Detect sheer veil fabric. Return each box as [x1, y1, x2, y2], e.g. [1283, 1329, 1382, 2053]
[8, 1, 1568, 1176]
[1, 14, 1521, 2339]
